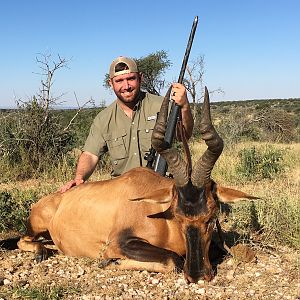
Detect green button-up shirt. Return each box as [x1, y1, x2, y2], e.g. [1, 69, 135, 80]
[83, 92, 164, 177]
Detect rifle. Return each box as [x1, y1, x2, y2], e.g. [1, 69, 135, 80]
[145, 16, 198, 175]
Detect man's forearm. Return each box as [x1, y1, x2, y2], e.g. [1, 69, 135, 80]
[75, 151, 99, 182]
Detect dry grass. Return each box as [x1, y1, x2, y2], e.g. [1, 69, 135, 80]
[189, 141, 300, 249]
[0, 142, 299, 299]
[1, 141, 299, 249]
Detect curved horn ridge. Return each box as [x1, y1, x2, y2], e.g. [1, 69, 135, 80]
[191, 86, 224, 187]
[151, 86, 172, 152]
[161, 148, 189, 187]
[152, 86, 189, 186]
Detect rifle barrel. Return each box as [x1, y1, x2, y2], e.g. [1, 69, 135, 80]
[154, 16, 198, 175]
[178, 16, 198, 84]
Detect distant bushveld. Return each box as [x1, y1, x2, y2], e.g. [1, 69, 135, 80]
[1, 96, 299, 147]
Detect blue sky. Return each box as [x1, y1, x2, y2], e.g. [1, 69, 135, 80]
[1, 0, 299, 108]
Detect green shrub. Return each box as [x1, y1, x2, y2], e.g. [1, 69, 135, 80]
[0, 190, 38, 233]
[236, 145, 285, 181]
[0, 99, 75, 178]
[214, 108, 260, 145]
[254, 108, 297, 143]
[230, 194, 300, 249]
[0, 54, 81, 180]
[230, 201, 261, 234]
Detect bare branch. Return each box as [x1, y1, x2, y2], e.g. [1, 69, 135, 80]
[184, 55, 206, 121]
[63, 93, 95, 132]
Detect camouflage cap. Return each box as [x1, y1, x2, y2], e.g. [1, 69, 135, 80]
[109, 56, 138, 79]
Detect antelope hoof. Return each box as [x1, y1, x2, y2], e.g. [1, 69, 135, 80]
[35, 248, 51, 262]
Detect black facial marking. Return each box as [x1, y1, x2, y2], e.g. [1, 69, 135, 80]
[185, 225, 203, 280]
[177, 181, 208, 217]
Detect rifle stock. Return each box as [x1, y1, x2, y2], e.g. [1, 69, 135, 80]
[153, 16, 198, 175]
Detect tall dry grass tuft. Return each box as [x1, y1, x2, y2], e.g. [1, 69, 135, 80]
[190, 140, 300, 249]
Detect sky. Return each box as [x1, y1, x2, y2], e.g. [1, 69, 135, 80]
[1, 0, 299, 108]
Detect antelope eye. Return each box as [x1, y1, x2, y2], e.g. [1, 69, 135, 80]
[207, 219, 213, 225]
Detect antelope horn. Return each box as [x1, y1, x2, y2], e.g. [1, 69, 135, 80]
[151, 86, 189, 187]
[191, 86, 224, 187]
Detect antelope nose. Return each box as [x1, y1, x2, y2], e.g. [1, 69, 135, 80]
[184, 271, 202, 284]
[184, 268, 215, 283]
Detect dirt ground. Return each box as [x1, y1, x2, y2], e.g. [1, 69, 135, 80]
[0, 234, 299, 300]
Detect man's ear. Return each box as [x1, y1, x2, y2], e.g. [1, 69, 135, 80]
[109, 78, 113, 88]
[139, 72, 143, 82]
[216, 185, 260, 203]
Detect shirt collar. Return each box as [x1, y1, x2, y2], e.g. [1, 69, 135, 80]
[132, 91, 146, 111]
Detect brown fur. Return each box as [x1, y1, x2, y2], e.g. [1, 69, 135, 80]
[18, 167, 256, 281]
[19, 168, 184, 262]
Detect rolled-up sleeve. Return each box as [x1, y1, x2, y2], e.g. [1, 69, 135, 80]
[83, 118, 107, 157]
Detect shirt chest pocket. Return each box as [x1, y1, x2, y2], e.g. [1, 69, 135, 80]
[138, 123, 155, 153]
[103, 129, 128, 160]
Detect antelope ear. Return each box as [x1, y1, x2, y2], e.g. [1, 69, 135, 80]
[129, 187, 175, 204]
[216, 185, 259, 203]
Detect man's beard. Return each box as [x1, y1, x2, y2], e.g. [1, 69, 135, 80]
[116, 89, 140, 106]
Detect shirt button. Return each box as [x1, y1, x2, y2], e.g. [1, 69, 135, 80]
[132, 121, 135, 125]
[145, 129, 149, 133]
[132, 137, 136, 140]
[134, 153, 137, 156]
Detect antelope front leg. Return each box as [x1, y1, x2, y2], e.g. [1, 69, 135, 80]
[18, 236, 54, 262]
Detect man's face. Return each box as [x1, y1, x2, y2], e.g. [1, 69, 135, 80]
[110, 72, 141, 105]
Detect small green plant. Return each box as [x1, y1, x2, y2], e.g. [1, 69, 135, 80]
[0, 190, 38, 233]
[236, 145, 285, 181]
[230, 193, 300, 249]
[1, 285, 81, 300]
[229, 201, 261, 238]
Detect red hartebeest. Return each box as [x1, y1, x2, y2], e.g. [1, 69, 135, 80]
[18, 87, 258, 283]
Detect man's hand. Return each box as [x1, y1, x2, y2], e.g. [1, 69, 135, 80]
[171, 83, 189, 110]
[59, 178, 84, 193]
[59, 151, 99, 193]
[171, 82, 194, 140]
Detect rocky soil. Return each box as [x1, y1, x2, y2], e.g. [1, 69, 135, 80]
[0, 237, 299, 300]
